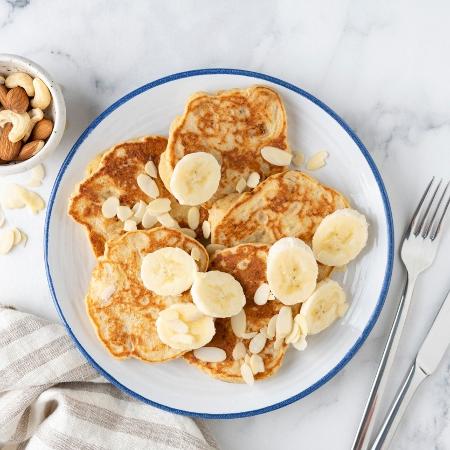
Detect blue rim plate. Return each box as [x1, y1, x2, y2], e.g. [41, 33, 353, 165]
[44, 68, 394, 419]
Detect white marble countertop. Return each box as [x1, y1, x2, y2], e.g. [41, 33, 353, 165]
[1, 1, 450, 448]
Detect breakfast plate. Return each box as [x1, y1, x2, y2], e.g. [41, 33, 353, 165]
[44, 69, 393, 418]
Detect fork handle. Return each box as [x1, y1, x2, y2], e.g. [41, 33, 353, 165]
[369, 362, 427, 450]
[351, 273, 417, 450]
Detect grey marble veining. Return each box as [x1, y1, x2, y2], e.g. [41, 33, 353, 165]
[1, 1, 449, 448]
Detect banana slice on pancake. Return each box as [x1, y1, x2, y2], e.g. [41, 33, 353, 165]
[300, 279, 348, 334]
[140, 247, 197, 296]
[156, 303, 215, 350]
[191, 270, 246, 318]
[267, 237, 318, 305]
[170, 152, 221, 206]
[312, 208, 368, 266]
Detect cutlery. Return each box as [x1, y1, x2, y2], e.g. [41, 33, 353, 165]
[370, 288, 450, 449]
[352, 177, 450, 450]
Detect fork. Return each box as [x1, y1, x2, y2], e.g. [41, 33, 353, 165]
[352, 177, 450, 450]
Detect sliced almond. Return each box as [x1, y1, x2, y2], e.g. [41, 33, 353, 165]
[20, 230, 28, 247]
[232, 342, 247, 360]
[231, 309, 246, 337]
[141, 210, 157, 229]
[144, 159, 158, 178]
[261, 146, 292, 166]
[187, 206, 200, 230]
[0, 229, 14, 255]
[123, 220, 137, 231]
[193, 347, 227, 363]
[254, 283, 270, 306]
[249, 354, 265, 374]
[180, 227, 196, 238]
[241, 332, 258, 339]
[292, 152, 305, 167]
[0, 184, 45, 214]
[206, 243, 225, 256]
[292, 336, 307, 351]
[147, 198, 171, 215]
[266, 315, 277, 339]
[202, 220, 211, 239]
[285, 322, 301, 344]
[101, 196, 120, 219]
[306, 151, 328, 170]
[157, 212, 179, 229]
[273, 337, 284, 350]
[12, 227, 22, 246]
[137, 174, 159, 198]
[244, 354, 251, 365]
[116, 205, 133, 222]
[236, 177, 247, 193]
[276, 306, 293, 339]
[190, 246, 203, 262]
[246, 171, 260, 189]
[240, 363, 254, 385]
[249, 332, 267, 354]
[132, 200, 147, 223]
[26, 164, 45, 187]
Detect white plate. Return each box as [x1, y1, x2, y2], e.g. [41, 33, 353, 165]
[45, 69, 393, 418]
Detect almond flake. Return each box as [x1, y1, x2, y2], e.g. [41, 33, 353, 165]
[167, 319, 189, 334]
[27, 164, 45, 187]
[187, 207, 200, 230]
[249, 354, 265, 374]
[231, 309, 246, 337]
[254, 283, 270, 305]
[202, 220, 211, 239]
[249, 332, 267, 354]
[142, 211, 157, 229]
[0, 184, 45, 214]
[123, 220, 137, 231]
[292, 335, 307, 351]
[157, 212, 179, 229]
[147, 198, 171, 215]
[266, 315, 277, 339]
[306, 151, 328, 171]
[206, 243, 225, 256]
[276, 306, 293, 339]
[20, 230, 28, 246]
[246, 172, 260, 188]
[0, 206, 5, 227]
[273, 337, 284, 350]
[181, 228, 196, 238]
[193, 347, 226, 363]
[285, 322, 301, 344]
[232, 342, 247, 360]
[137, 174, 159, 198]
[190, 246, 203, 262]
[12, 227, 22, 246]
[292, 152, 305, 167]
[241, 332, 258, 339]
[132, 201, 147, 223]
[260, 146, 292, 166]
[116, 205, 133, 222]
[101, 196, 119, 219]
[236, 177, 247, 193]
[144, 160, 158, 178]
[0, 229, 14, 255]
[240, 363, 254, 385]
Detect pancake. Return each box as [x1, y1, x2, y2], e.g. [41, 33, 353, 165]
[158, 86, 290, 206]
[86, 227, 209, 363]
[68, 136, 207, 257]
[210, 170, 350, 247]
[184, 244, 290, 382]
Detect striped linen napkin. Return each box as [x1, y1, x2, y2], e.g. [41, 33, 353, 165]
[0, 306, 218, 450]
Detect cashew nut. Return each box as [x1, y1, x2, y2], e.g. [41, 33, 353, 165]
[30, 78, 51, 110]
[0, 110, 31, 143]
[5, 72, 35, 97]
[22, 108, 44, 143]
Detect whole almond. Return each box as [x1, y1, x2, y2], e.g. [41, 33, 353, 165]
[0, 124, 22, 161]
[30, 118, 53, 141]
[6, 87, 29, 113]
[17, 140, 44, 161]
[0, 85, 8, 108]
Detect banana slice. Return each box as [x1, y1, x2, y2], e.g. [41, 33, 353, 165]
[140, 247, 197, 296]
[267, 237, 318, 305]
[156, 303, 215, 350]
[191, 270, 246, 318]
[170, 152, 221, 205]
[300, 279, 348, 334]
[312, 208, 368, 266]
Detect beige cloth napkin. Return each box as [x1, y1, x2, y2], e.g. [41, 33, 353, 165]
[0, 306, 218, 450]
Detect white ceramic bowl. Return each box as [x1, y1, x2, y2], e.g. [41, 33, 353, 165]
[0, 54, 66, 175]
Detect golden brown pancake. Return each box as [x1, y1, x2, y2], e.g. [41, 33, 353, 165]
[68, 136, 207, 257]
[158, 86, 290, 206]
[86, 227, 209, 363]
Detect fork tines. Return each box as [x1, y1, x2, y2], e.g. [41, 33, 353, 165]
[409, 177, 450, 240]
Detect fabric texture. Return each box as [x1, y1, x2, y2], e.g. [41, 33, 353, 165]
[0, 306, 218, 450]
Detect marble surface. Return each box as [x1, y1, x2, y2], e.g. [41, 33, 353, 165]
[1, 0, 450, 448]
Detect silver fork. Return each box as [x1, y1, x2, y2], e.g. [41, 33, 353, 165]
[352, 177, 450, 450]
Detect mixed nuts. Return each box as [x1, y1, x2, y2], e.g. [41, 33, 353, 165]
[0, 72, 53, 163]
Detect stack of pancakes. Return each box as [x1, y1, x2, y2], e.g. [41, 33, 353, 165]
[69, 85, 348, 383]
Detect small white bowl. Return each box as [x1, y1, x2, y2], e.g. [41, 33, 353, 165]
[0, 54, 66, 175]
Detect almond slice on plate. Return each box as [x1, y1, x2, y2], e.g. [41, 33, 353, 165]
[116, 205, 133, 222]
[0, 228, 15, 255]
[231, 309, 246, 337]
[193, 347, 227, 363]
[240, 362, 254, 385]
[246, 171, 260, 189]
[260, 146, 292, 166]
[137, 174, 159, 198]
[187, 206, 200, 230]
[232, 342, 247, 360]
[202, 220, 211, 239]
[249, 332, 267, 354]
[101, 196, 119, 219]
[306, 151, 328, 170]
[144, 159, 158, 178]
[146, 198, 171, 215]
[254, 283, 270, 305]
